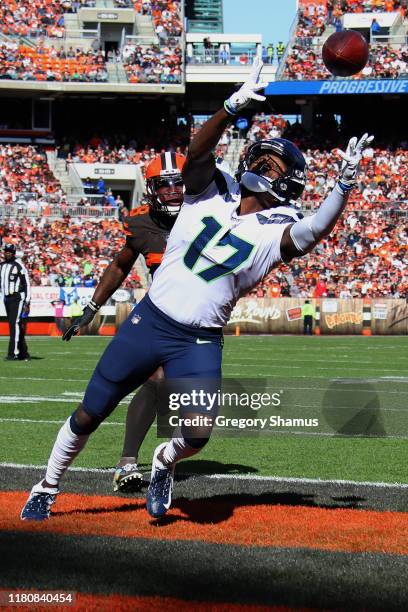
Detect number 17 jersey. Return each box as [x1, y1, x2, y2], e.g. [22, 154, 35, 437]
[148, 165, 303, 328]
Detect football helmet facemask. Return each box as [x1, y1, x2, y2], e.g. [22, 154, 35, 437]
[145, 152, 186, 216]
[236, 139, 307, 206]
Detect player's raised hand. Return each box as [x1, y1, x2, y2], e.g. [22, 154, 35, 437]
[62, 305, 97, 341]
[337, 133, 374, 188]
[224, 56, 269, 115]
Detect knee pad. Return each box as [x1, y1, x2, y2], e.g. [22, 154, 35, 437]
[184, 436, 209, 449]
[69, 411, 100, 436]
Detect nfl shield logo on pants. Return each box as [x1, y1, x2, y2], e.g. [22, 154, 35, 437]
[131, 314, 141, 325]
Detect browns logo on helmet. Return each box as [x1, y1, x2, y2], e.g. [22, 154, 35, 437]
[145, 152, 186, 216]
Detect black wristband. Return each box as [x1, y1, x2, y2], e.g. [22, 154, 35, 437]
[88, 299, 101, 312]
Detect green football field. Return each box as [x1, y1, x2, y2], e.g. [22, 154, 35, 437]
[1, 334, 407, 484]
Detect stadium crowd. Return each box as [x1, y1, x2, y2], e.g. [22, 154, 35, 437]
[247, 113, 408, 210]
[0, 43, 107, 82]
[253, 210, 407, 299]
[122, 43, 182, 84]
[0, 217, 143, 289]
[327, 0, 407, 19]
[0, 145, 62, 206]
[0, 0, 97, 39]
[0, 0, 182, 85]
[284, 42, 408, 80]
[283, 1, 408, 80]
[114, 0, 182, 39]
[0, 107, 406, 299]
[118, 1, 183, 84]
[0, 207, 405, 298]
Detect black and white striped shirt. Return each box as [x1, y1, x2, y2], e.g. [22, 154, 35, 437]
[0, 259, 31, 302]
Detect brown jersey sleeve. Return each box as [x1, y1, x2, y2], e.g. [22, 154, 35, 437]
[122, 207, 150, 255]
[122, 208, 169, 277]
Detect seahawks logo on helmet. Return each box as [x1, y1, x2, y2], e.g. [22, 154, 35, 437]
[236, 139, 307, 207]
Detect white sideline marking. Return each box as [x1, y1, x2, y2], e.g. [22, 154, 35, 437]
[0, 396, 78, 404]
[209, 474, 408, 489]
[0, 418, 124, 426]
[0, 376, 89, 383]
[1, 462, 408, 489]
[1, 418, 407, 439]
[0, 462, 114, 473]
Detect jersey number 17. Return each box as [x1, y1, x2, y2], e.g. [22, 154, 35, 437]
[184, 216, 254, 282]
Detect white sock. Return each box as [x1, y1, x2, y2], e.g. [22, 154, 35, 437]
[44, 417, 90, 487]
[161, 437, 200, 467]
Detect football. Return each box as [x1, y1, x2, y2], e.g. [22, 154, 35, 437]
[322, 30, 369, 77]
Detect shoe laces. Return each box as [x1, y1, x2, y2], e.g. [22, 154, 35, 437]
[28, 492, 54, 513]
[151, 466, 172, 496]
[120, 463, 139, 473]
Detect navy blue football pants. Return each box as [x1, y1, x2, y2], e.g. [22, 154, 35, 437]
[82, 295, 223, 423]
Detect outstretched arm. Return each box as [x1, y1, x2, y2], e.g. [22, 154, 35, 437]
[183, 57, 268, 195]
[62, 244, 139, 341]
[281, 134, 374, 261]
[182, 110, 231, 195]
[92, 244, 139, 305]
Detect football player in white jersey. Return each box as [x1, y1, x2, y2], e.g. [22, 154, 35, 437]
[21, 58, 373, 521]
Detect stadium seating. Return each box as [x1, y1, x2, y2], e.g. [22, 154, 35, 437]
[0, 145, 62, 206]
[328, 0, 407, 18]
[246, 113, 408, 210]
[0, 217, 142, 289]
[0, 0, 182, 85]
[122, 43, 182, 84]
[282, 1, 408, 80]
[1, 203, 405, 297]
[0, 43, 107, 82]
[121, 1, 183, 84]
[0, 0, 96, 38]
[115, 0, 183, 38]
[1, 127, 406, 298]
[283, 42, 408, 80]
[241, 111, 407, 298]
[253, 210, 407, 299]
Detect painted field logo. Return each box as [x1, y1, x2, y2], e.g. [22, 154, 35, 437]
[326, 312, 363, 329]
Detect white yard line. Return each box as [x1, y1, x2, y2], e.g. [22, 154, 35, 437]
[1, 462, 408, 489]
[0, 376, 89, 383]
[0, 462, 114, 473]
[209, 473, 408, 489]
[0, 418, 124, 426]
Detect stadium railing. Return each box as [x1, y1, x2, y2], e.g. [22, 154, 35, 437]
[121, 34, 185, 85]
[0, 204, 119, 220]
[370, 33, 407, 46]
[300, 201, 408, 215]
[187, 48, 258, 65]
[275, 9, 301, 80]
[66, 195, 107, 206]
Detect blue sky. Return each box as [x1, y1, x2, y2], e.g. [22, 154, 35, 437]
[223, 0, 297, 45]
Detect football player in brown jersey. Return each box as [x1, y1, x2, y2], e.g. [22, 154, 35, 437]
[62, 152, 186, 491]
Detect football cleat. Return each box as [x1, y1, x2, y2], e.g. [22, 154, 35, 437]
[113, 463, 144, 492]
[146, 442, 175, 518]
[21, 482, 59, 521]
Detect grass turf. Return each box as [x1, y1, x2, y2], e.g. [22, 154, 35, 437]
[0, 335, 407, 483]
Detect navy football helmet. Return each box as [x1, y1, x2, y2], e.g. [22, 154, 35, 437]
[236, 138, 307, 205]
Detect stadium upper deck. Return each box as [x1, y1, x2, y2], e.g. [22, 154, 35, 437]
[279, 0, 408, 82]
[0, 0, 405, 99]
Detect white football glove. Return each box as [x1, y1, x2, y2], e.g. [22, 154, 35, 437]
[337, 133, 374, 190]
[224, 57, 269, 116]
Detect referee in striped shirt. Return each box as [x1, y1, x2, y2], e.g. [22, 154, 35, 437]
[0, 244, 31, 361]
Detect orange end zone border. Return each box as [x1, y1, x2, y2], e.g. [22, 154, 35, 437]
[0, 590, 286, 612]
[2, 491, 408, 555]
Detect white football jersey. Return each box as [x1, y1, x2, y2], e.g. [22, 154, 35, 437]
[149, 164, 302, 327]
